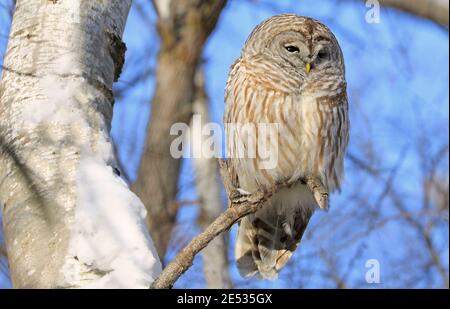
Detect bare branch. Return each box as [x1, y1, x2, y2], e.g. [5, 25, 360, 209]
[378, 0, 449, 27]
[151, 192, 266, 288]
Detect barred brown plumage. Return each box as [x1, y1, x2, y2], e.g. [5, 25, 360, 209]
[224, 14, 349, 279]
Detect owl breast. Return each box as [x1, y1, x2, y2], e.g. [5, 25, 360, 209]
[225, 59, 348, 194]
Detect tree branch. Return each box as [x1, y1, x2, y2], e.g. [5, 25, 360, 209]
[378, 0, 449, 27]
[151, 159, 328, 289]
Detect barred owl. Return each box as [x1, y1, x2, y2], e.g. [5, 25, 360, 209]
[224, 14, 349, 279]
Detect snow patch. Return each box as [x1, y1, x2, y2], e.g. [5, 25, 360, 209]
[22, 75, 82, 126]
[21, 52, 83, 126]
[62, 129, 162, 288]
[53, 52, 81, 76]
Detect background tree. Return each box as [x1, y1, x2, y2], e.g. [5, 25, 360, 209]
[0, 0, 161, 288]
[132, 0, 226, 260]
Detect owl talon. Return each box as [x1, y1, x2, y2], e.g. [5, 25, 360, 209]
[230, 188, 251, 204]
[237, 188, 250, 195]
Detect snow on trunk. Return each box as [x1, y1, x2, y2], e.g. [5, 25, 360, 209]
[0, 0, 161, 288]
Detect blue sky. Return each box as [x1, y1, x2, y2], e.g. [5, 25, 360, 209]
[0, 0, 448, 288]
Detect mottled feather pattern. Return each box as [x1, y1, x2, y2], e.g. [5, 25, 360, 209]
[225, 14, 349, 279]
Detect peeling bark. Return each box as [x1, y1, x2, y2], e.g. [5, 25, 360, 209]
[0, 0, 161, 288]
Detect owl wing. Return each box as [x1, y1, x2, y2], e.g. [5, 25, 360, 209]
[223, 59, 246, 194]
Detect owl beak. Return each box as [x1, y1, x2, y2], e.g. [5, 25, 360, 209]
[305, 63, 311, 74]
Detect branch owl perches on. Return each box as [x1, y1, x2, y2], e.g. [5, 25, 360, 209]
[151, 158, 329, 289]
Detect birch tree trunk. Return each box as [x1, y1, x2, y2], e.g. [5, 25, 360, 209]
[0, 0, 161, 288]
[191, 68, 232, 289]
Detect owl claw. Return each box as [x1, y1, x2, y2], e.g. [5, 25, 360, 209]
[229, 188, 251, 204]
[237, 188, 250, 195]
[282, 222, 293, 238]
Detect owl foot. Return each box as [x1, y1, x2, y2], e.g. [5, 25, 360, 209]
[305, 176, 329, 211]
[229, 188, 251, 204]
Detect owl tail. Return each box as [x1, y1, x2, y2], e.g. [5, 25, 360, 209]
[235, 199, 313, 279]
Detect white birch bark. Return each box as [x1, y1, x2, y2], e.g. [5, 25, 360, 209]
[0, 0, 161, 288]
[191, 69, 232, 289]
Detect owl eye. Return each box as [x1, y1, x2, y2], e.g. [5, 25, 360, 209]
[285, 45, 299, 53]
[317, 48, 330, 61]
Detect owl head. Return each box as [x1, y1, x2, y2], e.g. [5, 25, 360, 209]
[242, 14, 345, 81]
